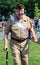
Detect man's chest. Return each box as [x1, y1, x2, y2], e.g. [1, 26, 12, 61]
[11, 19, 31, 30]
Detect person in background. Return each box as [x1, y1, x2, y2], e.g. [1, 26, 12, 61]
[2, 20, 7, 33]
[34, 17, 38, 32]
[38, 19, 40, 32]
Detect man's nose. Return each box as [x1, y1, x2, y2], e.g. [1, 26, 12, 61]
[19, 12, 24, 15]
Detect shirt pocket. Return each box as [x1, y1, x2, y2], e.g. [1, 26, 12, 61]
[11, 24, 19, 31]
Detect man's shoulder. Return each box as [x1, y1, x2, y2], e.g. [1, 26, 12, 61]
[23, 15, 31, 22]
[23, 15, 32, 29]
[10, 14, 15, 22]
[23, 15, 30, 20]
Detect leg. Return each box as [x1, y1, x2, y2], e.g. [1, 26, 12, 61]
[21, 39, 29, 65]
[21, 52, 28, 65]
[10, 40, 21, 65]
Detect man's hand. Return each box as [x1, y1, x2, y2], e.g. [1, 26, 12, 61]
[34, 39, 38, 43]
[34, 38, 40, 44]
[3, 47, 8, 51]
[38, 38, 40, 44]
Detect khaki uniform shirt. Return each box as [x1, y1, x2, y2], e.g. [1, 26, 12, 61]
[4, 15, 32, 40]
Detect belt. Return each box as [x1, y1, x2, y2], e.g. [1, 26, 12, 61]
[11, 37, 28, 42]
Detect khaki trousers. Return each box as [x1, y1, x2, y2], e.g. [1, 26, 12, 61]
[10, 39, 29, 65]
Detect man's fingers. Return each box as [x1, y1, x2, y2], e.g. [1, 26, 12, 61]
[3, 47, 8, 51]
[38, 38, 40, 44]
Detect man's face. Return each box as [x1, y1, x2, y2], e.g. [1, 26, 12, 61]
[16, 9, 24, 19]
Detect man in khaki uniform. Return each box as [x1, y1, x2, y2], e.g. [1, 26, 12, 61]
[4, 4, 38, 65]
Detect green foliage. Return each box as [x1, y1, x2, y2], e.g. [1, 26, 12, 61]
[0, 0, 40, 18]
[34, 3, 40, 18]
[38, 1, 40, 9]
[0, 0, 16, 16]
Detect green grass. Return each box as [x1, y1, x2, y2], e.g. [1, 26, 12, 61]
[0, 40, 40, 65]
[29, 41, 40, 65]
[0, 40, 13, 65]
[0, 28, 2, 32]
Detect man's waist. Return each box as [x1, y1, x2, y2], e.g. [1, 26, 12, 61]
[11, 37, 28, 42]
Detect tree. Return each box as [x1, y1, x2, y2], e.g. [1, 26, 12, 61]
[34, 3, 40, 18]
[0, 0, 40, 18]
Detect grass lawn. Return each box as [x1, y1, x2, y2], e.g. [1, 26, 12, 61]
[0, 28, 2, 32]
[0, 40, 40, 65]
[0, 40, 13, 65]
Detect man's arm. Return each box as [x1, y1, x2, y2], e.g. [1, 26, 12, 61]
[4, 18, 11, 50]
[31, 26, 38, 42]
[4, 34, 8, 50]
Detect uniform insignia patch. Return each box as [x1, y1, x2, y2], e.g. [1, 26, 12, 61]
[24, 20, 26, 22]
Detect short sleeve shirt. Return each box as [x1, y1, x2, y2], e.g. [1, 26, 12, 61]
[4, 15, 32, 40]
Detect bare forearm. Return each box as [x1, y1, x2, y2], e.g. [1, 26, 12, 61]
[31, 27, 38, 42]
[4, 34, 8, 49]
